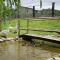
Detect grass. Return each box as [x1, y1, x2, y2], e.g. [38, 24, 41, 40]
[1, 18, 60, 37]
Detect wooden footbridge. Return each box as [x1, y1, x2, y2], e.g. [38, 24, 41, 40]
[17, 18, 60, 44]
[20, 34, 60, 44]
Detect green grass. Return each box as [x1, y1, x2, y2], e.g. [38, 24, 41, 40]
[1, 18, 60, 37]
[2, 19, 60, 29]
[29, 20, 60, 29]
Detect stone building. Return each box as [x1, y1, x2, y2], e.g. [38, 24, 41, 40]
[14, 6, 40, 18]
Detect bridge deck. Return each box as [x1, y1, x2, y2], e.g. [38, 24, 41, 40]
[20, 34, 60, 44]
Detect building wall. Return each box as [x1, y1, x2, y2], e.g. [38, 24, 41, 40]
[20, 7, 33, 18]
[14, 6, 40, 18]
[14, 7, 60, 18]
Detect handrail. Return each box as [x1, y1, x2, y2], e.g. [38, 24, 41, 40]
[20, 28, 60, 33]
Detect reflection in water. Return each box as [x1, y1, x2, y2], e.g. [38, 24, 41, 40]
[0, 42, 8, 56]
[0, 41, 60, 60]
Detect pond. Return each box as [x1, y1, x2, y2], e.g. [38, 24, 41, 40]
[0, 40, 60, 60]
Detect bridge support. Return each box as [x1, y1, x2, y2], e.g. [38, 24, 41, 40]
[20, 35, 35, 45]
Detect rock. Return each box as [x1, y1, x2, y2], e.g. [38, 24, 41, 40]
[0, 39, 4, 42]
[47, 57, 60, 60]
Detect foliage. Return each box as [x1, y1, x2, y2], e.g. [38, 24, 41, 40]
[0, 0, 21, 30]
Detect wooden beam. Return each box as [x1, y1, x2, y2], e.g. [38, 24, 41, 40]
[20, 28, 60, 34]
[52, 2, 55, 17]
[20, 34, 60, 44]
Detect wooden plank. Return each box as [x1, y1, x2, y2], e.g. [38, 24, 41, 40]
[25, 34, 60, 41]
[20, 28, 60, 33]
[20, 34, 60, 44]
[24, 17, 60, 20]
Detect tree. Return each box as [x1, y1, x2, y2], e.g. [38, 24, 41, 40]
[0, 0, 4, 31]
[0, 0, 21, 30]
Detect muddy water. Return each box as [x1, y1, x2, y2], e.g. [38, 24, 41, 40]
[0, 40, 60, 60]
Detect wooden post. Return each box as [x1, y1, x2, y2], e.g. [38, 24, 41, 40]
[26, 9, 29, 34]
[0, 19, 2, 31]
[27, 19, 29, 34]
[52, 2, 55, 17]
[18, 19, 20, 37]
[17, 0, 20, 37]
[33, 6, 35, 18]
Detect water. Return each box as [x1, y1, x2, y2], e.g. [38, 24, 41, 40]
[0, 40, 60, 60]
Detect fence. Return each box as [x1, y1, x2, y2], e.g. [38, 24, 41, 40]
[0, 2, 60, 38]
